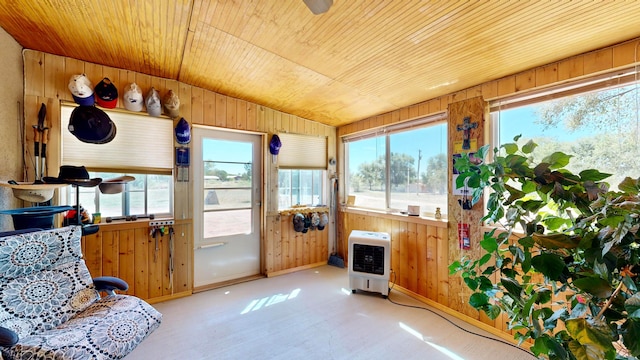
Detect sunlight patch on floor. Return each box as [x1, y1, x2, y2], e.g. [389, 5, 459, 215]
[399, 322, 465, 360]
[240, 288, 301, 315]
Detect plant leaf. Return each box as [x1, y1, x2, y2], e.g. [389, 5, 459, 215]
[500, 277, 523, 298]
[579, 169, 611, 182]
[618, 177, 640, 193]
[542, 151, 572, 169]
[625, 293, 640, 319]
[469, 292, 489, 309]
[532, 233, 580, 250]
[464, 277, 478, 290]
[622, 318, 640, 357]
[531, 253, 566, 281]
[478, 253, 492, 266]
[572, 276, 612, 298]
[478, 276, 493, 291]
[502, 143, 518, 155]
[521, 140, 537, 154]
[565, 318, 615, 360]
[480, 235, 498, 253]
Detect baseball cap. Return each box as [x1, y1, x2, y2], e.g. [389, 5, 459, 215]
[123, 83, 144, 112]
[68, 105, 116, 144]
[68, 74, 95, 106]
[175, 117, 191, 144]
[310, 212, 320, 230]
[146, 87, 162, 117]
[163, 89, 180, 118]
[293, 213, 305, 232]
[94, 78, 118, 109]
[317, 213, 328, 230]
[269, 134, 282, 155]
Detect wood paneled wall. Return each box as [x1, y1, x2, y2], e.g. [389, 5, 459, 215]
[22, 50, 338, 300]
[337, 38, 640, 340]
[265, 214, 329, 276]
[340, 211, 449, 305]
[82, 220, 192, 304]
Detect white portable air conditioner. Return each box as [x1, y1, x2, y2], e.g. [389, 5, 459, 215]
[348, 230, 391, 297]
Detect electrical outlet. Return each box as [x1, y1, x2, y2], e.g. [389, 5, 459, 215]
[149, 219, 175, 226]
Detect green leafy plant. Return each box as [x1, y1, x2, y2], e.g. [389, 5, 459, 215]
[449, 136, 640, 360]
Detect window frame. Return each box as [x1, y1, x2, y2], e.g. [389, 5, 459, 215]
[343, 113, 448, 214]
[65, 172, 173, 218]
[487, 66, 640, 219]
[278, 169, 327, 209]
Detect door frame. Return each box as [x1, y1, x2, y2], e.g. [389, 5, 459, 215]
[191, 125, 265, 289]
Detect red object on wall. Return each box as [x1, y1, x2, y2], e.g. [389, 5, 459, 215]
[458, 223, 470, 250]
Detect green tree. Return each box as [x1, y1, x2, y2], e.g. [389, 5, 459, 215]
[389, 152, 415, 189]
[422, 153, 447, 194]
[213, 169, 228, 181]
[358, 161, 383, 190]
[204, 160, 217, 176]
[242, 163, 252, 180]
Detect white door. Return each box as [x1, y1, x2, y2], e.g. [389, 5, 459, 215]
[193, 127, 261, 287]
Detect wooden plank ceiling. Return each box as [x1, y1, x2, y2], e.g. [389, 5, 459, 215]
[0, 0, 639, 127]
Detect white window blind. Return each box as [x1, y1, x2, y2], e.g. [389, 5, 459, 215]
[277, 133, 327, 169]
[61, 105, 174, 174]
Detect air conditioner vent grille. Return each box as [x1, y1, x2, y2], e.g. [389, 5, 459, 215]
[352, 244, 385, 275]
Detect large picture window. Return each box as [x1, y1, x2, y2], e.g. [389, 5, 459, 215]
[344, 115, 448, 216]
[493, 68, 640, 192]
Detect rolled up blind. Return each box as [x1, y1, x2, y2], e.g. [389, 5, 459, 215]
[61, 104, 173, 174]
[276, 133, 327, 169]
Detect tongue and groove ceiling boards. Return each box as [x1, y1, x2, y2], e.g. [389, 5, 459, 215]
[0, 0, 639, 127]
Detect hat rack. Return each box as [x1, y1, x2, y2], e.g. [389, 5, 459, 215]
[279, 206, 329, 217]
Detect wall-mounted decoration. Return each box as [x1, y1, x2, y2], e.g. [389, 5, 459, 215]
[454, 116, 479, 152]
[458, 223, 470, 250]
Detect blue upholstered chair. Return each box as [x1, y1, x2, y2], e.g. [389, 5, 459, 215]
[0, 226, 162, 359]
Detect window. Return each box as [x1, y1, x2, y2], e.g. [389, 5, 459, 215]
[278, 169, 325, 209]
[60, 105, 174, 218]
[344, 115, 448, 216]
[493, 68, 640, 192]
[68, 172, 173, 218]
[276, 133, 328, 210]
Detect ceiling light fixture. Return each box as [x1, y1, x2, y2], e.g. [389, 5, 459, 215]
[303, 0, 333, 15]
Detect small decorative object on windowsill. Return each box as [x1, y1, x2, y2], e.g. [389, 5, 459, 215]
[435, 207, 442, 220]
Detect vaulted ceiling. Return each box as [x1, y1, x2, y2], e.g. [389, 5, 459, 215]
[1, 1, 640, 127]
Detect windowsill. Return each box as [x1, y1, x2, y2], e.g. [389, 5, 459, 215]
[341, 206, 448, 228]
[279, 206, 330, 216]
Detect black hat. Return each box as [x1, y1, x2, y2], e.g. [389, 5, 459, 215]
[293, 213, 305, 232]
[68, 106, 116, 144]
[43, 165, 102, 187]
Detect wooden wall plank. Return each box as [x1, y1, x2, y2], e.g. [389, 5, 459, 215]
[215, 93, 227, 128]
[44, 53, 65, 99]
[24, 51, 45, 97]
[134, 227, 150, 299]
[236, 99, 247, 130]
[191, 87, 204, 125]
[119, 229, 136, 295]
[102, 231, 119, 277]
[584, 48, 613, 75]
[426, 224, 438, 301]
[416, 223, 427, 297]
[84, 232, 102, 276]
[514, 70, 535, 93]
[407, 222, 417, 293]
[203, 90, 216, 126]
